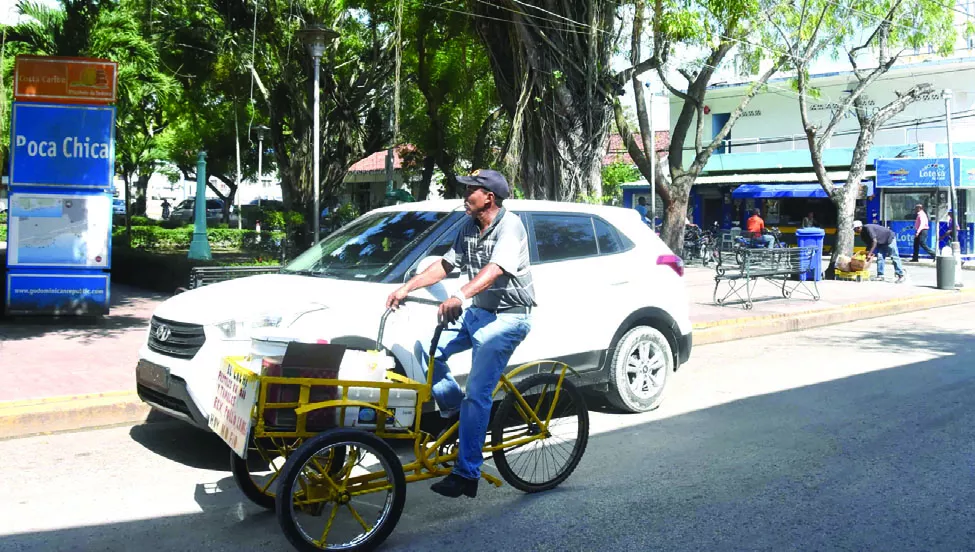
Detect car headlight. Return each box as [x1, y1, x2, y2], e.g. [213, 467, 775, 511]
[214, 307, 325, 340]
[215, 314, 283, 340]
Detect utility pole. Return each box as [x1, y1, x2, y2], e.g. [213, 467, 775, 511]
[944, 89, 964, 286]
[646, 81, 656, 230]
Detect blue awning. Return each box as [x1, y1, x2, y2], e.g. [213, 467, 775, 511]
[731, 183, 828, 198]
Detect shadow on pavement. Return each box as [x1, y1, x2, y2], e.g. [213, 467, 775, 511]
[129, 419, 229, 472]
[6, 327, 975, 551]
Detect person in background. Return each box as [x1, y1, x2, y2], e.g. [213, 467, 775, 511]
[745, 209, 774, 248]
[854, 220, 906, 283]
[939, 209, 962, 246]
[911, 204, 936, 262]
[635, 197, 649, 224]
[801, 211, 818, 228]
[161, 199, 171, 220]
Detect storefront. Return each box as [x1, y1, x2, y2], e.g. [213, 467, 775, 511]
[621, 179, 875, 253]
[875, 157, 975, 259]
[726, 181, 874, 253]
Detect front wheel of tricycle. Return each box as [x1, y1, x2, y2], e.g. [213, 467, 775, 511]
[276, 429, 405, 552]
[491, 373, 589, 493]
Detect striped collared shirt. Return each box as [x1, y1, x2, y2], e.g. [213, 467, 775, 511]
[442, 208, 536, 311]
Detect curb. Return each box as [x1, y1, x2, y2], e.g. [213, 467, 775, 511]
[0, 391, 150, 440]
[693, 288, 975, 346]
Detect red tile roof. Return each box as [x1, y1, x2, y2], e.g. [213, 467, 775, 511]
[348, 145, 417, 173]
[603, 131, 670, 166]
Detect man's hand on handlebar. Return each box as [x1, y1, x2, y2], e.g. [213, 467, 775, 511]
[386, 286, 410, 310]
[439, 297, 463, 325]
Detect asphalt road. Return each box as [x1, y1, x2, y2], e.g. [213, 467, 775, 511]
[3, 304, 975, 551]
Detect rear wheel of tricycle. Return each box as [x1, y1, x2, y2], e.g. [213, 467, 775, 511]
[276, 429, 405, 552]
[231, 435, 302, 509]
[491, 373, 589, 493]
[232, 434, 346, 510]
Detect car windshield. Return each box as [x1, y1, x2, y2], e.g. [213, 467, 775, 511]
[283, 210, 449, 281]
[206, 200, 223, 210]
[176, 200, 193, 210]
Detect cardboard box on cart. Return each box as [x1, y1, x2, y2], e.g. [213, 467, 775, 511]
[259, 339, 347, 431]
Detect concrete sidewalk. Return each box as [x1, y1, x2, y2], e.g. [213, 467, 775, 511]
[687, 262, 975, 344]
[1, 263, 973, 438]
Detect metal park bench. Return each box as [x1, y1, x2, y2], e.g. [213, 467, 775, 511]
[186, 265, 282, 291]
[713, 246, 821, 309]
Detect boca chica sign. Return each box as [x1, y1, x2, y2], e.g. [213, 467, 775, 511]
[14, 55, 117, 104]
[9, 103, 116, 189]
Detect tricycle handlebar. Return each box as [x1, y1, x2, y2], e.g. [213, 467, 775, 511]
[377, 296, 447, 351]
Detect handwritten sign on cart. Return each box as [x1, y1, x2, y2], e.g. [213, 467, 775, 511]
[209, 357, 259, 458]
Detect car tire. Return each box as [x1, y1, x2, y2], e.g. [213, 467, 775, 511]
[605, 325, 674, 413]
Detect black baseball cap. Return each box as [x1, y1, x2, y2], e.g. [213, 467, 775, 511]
[457, 169, 510, 200]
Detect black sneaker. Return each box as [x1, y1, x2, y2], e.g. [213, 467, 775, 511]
[430, 473, 478, 498]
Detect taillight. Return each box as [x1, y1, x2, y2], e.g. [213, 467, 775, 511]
[657, 254, 684, 277]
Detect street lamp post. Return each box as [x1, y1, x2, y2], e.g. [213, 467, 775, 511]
[254, 124, 270, 210]
[297, 24, 339, 243]
[188, 151, 212, 260]
[645, 81, 656, 230]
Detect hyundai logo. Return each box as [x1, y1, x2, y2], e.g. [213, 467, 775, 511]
[155, 324, 172, 342]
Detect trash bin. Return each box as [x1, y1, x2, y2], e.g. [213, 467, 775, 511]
[796, 228, 826, 281]
[937, 252, 956, 290]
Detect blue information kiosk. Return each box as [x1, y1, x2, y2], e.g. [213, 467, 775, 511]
[5, 56, 118, 316]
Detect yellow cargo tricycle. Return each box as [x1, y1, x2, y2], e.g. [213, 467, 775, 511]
[221, 297, 590, 551]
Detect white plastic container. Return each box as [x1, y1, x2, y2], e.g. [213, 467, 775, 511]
[341, 386, 417, 431]
[338, 350, 395, 382]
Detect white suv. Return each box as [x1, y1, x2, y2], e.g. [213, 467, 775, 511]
[135, 200, 693, 427]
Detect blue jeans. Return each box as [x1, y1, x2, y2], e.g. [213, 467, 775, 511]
[426, 307, 532, 480]
[876, 243, 905, 278]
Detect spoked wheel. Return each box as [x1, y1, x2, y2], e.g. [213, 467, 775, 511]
[491, 372, 589, 493]
[231, 434, 303, 509]
[276, 429, 405, 552]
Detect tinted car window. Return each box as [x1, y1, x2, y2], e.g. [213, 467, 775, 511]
[429, 229, 458, 257]
[206, 200, 223, 210]
[283, 211, 449, 281]
[533, 214, 598, 263]
[176, 200, 193, 210]
[594, 218, 624, 254]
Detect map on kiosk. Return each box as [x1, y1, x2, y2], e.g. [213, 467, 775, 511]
[7, 192, 111, 268]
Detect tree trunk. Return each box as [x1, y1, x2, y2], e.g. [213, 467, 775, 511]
[660, 173, 692, 253]
[472, 1, 614, 201]
[471, 108, 501, 171]
[415, 155, 435, 201]
[828, 185, 859, 278]
[135, 174, 150, 216]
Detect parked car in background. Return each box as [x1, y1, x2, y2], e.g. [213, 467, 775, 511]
[171, 198, 239, 225]
[136, 199, 693, 431]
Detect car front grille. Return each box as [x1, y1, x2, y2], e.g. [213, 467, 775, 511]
[148, 316, 206, 359]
